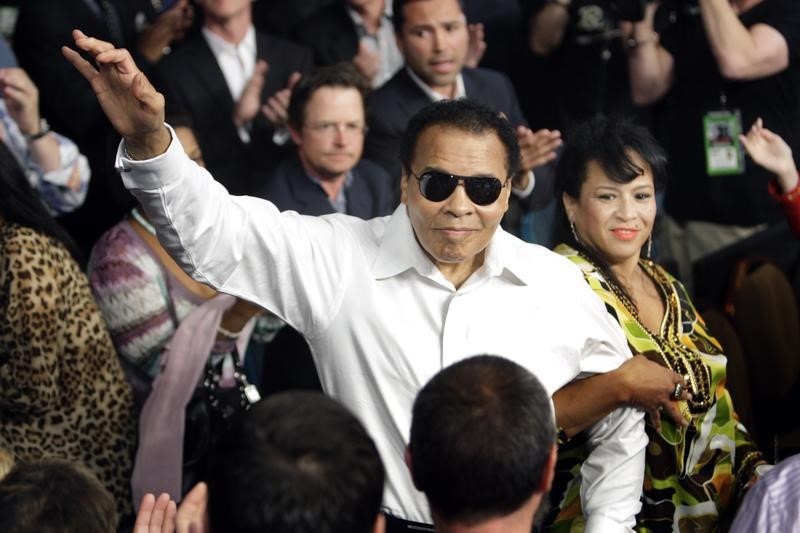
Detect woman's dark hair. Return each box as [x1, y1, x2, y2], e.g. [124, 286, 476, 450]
[553, 115, 668, 305]
[0, 140, 81, 261]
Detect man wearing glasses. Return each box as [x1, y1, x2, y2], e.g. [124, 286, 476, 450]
[262, 63, 395, 219]
[66, 30, 646, 533]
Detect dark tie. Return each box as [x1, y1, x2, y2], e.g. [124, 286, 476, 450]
[90, 0, 126, 46]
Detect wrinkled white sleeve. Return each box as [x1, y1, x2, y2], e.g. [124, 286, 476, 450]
[562, 262, 646, 531]
[115, 124, 354, 336]
[581, 406, 645, 532]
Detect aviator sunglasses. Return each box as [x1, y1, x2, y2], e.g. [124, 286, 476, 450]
[411, 170, 508, 206]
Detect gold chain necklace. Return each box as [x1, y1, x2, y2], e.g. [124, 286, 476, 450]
[582, 254, 713, 413]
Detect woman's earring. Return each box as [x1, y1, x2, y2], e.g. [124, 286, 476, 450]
[646, 235, 653, 259]
[570, 220, 579, 244]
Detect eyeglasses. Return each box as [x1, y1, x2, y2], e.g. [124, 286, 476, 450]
[411, 170, 508, 206]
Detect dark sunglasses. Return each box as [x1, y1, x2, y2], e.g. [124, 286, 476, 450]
[411, 170, 507, 206]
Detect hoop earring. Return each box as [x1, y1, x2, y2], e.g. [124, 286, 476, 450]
[570, 220, 580, 244]
[646, 235, 653, 259]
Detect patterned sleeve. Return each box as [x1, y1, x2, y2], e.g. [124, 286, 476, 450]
[88, 224, 176, 378]
[0, 102, 90, 215]
[0, 228, 66, 414]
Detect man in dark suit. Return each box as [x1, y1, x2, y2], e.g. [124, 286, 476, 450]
[258, 63, 394, 396]
[13, 0, 194, 252]
[155, 0, 312, 196]
[263, 63, 395, 218]
[365, 0, 561, 193]
[294, 0, 404, 88]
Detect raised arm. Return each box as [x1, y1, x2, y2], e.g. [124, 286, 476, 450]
[63, 31, 352, 335]
[698, 0, 790, 80]
[62, 30, 170, 160]
[530, 1, 570, 56]
[626, 3, 674, 105]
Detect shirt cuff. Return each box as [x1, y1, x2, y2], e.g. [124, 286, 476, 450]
[511, 169, 535, 199]
[116, 123, 184, 190]
[272, 128, 290, 146]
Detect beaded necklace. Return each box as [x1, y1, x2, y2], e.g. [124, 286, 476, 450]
[582, 253, 713, 414]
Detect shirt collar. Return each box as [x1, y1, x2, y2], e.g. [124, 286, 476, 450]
[202, 24, 256, 57]
[305, 170, 354, 214]
[371, 205, 532, 287]
[406, 66, 466, 102]
[346, 3, 392, 36]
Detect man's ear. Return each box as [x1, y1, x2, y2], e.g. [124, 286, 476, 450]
[400, 173, 410, 204]
[404, 445, 421, 489]
[539, 444, 558, 493]
[288, 124, 303, 147]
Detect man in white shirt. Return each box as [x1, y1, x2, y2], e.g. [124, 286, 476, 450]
[65, 31, 646, 533]
[154, 0, 312, 194]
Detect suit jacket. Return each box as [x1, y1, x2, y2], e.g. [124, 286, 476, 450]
[154, 30, 312, 196]
[294, 1, 359, 67]
[364, 67, 529, 180]
[260, 154, 395, 219]
[14, 0, 158, 253]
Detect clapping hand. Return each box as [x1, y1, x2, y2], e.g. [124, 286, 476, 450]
[261, 71, 302, 130]
[516, 126, 562, 171]
[0, 67, 42, 135]
[465, 22, 487, 68]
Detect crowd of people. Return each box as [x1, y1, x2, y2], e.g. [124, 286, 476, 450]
[1, 0, 799, 532]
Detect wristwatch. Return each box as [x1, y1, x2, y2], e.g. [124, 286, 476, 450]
[25, 118, 51, 142]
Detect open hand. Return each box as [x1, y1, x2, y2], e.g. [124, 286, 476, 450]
[62, 29, 169, 159]
[740, 118, 798, 193]
[134, 493, 177, 533]
[233, 60, 268, 129]
[516, 126, 562, 171]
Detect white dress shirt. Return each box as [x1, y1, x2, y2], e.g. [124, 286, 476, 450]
[116, 126, 645, 532]
[202, 25, 256, 143]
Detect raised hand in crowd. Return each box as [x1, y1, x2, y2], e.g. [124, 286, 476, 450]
[233, 59, 268, 130]
[0, 66, 64, 174]
[352, 41, 381, 85]
[62, 29, 169, 159]
[261, 71, 303, 130]
[464, 22, 486, 68]
[740, 118, 798, 194]
[516, 125, 562, 171]
[134, 483, 209, 533]
[134, 493, 177, 533]
[137, 0, 195, 64]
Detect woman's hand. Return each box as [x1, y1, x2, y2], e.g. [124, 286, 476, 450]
[740, 118, 799, 193]
[616, 355, 690, 431]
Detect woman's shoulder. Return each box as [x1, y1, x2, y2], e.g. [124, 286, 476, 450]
[1, 223, 72, 265]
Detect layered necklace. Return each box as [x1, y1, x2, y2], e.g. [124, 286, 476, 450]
[584, 253, 713, 414]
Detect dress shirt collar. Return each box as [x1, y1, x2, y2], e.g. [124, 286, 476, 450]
[346, 2, 393, 37]
[202, 24, 256, 61]
[305, 170, 355, 214]
[406, 66, 466, 101]
[371, 204, 531, 288]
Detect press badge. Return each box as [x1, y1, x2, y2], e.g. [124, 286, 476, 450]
[703, 110, 744, 176]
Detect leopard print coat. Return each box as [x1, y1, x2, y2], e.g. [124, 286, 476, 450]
[0, 223, 136, 520]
